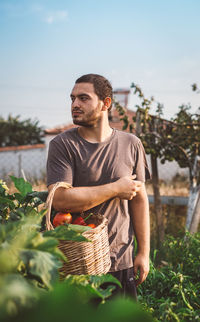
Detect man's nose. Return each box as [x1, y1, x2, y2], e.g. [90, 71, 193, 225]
[72, 97, 80, 108]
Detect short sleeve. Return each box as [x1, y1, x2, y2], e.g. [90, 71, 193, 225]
[132, 139, 151, 182]
[46, 137, 73, 187]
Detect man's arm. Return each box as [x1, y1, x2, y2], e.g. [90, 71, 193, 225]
[48, 176, 142, 213]
[129, 183, 150, 286]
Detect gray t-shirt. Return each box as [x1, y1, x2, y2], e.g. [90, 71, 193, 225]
[47, 127, 150, 271]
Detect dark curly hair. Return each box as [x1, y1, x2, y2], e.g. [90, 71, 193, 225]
[75, 74, 113, 111]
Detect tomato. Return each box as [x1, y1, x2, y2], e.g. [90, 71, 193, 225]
[53, 212, 72, 227]
[73, 216, 87, 226]
[87, 223, 96, 229]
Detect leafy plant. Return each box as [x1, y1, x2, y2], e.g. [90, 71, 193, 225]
[0, 176, 48, 223]
[6, 282, 152, 322]
[0, 114, 44, 147]
[138, 233, 200, 321]
[64, 274, 122, 303]
[1, 176, 140, 322]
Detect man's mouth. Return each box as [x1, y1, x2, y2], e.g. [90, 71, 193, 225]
[72, 110, 83, 117]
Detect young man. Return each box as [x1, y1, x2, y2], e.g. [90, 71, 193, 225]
[46, 74, 150, 298]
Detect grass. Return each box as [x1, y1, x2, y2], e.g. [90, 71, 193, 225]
[146, 174, 189, 197]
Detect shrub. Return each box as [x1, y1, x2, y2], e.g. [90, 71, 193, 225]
[138, 234, 200, 321]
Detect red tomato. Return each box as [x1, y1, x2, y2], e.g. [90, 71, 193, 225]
[53, 212, 72, 227]
[73, 216, 87, 226]
[87, 223, 96, 229]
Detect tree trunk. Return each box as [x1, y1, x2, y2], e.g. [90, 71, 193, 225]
[186, 156, 200, 232]
[151, 154, 165, 248]
[186, 187, 199, 230]
[189, 190, 200, 233]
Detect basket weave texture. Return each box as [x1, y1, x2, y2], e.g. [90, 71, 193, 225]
[45, 182, 111, 276]
[59, 214, 111, 275]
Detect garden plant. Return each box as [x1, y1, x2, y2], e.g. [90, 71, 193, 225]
[0, 177, 199, 321]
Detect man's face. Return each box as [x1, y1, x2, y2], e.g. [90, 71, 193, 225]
[70, 82, 103, 127]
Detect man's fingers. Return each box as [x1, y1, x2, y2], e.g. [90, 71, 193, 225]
[134, 265, 149, 286]
[133, 265, 138, 277]
[134, 265, 142, 286]
[132, 174, 137, 180]
[135, 276, 143, 286]
[135, 271, 147, 286]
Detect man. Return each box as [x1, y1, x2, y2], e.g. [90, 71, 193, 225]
[46, 74, 150, 298]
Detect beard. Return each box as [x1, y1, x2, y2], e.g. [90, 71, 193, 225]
[73, 118, 95, 127]
[72, 104, 102, 127]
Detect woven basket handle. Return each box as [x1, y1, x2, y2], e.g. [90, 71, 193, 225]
[45, 182, 72, 230]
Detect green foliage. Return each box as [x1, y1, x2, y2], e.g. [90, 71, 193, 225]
[0, 274, 41, 319]
[0, 176, 150, 322]
[10, 175, 33, 196]
[64, 274, 122, 302]
[169, 105, 200, 182]
[191, 83, 200, 93]
[0, 176, 47, 223]
[163, 232, 200, 283]
[138, 233, 200, 321]
[6, 282, 152, 322]
[2, 177, 200, 321]
[115, 84, 200, 184]
[0, 114, 44, 147]
[44, 225, 90, 242]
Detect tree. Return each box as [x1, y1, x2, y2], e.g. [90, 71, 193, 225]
[115, 83, 200, 239]
[167, 105, 200, 232]
[0, 114, 44, 147]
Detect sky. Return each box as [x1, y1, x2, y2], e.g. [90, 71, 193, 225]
[0, 0, 200, 129]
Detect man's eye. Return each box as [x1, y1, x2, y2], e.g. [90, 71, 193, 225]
[81, 96, 87, 101]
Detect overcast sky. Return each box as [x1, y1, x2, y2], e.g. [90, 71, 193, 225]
[0, 0, 199, 129]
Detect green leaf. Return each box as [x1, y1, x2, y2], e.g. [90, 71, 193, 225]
[0, 196, 15, 209]
[68, 223, 92, 233]
[27, 191, 48, 202]
[14, 192, 25, 203]
[20, 249, 62, 289]
[10, 176, 33, 197]
[29, 235, 66, 262]
[89, 274, 122, 288]
[0, 185, 6, 196]
[97, 297, 153, 322]
[64, 274, 122, 301]
[0, 274, 40, 320]
[43, 225, 90, 242]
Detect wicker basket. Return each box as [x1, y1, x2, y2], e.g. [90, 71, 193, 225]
[45, 182, 111, 276]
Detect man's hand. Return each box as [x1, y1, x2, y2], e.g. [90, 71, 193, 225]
[114, 175, 142, 200]
[133, 253, 149, 286]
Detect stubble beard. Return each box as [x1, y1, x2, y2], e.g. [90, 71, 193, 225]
[72, 104, 101, 128]
[73, 118, 95, 127]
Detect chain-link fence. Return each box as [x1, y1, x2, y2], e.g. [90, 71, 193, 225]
[0, 145, 47, 183]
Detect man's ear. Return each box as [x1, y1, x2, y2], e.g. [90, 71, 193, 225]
[102, 97, 112, 111]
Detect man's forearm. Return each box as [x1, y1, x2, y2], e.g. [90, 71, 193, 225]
[48, 176, 142, 213]
[129, 185, 150, 256]
[51, 182, 118, 213]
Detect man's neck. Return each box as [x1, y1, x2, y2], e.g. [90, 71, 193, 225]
[78, 118, 113, 143]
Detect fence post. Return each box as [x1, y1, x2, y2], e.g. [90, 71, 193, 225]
[18, 154, 22, 178]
